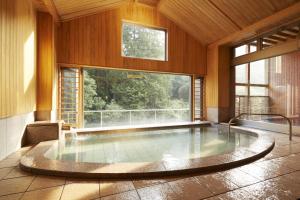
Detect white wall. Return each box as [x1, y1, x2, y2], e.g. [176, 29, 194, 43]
[0, 112, 34, 160]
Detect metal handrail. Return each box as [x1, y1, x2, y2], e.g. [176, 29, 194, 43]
[228, 113, 292, 141]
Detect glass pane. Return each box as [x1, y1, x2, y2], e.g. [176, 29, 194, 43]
[250, 60, 268, 84]
[249, 44, 257, 53]
[234, 45, 247, 57]
[250, 86, 268, 96]
[122, 22, 166, 61]
[236, 86, 248, 96]
[83, 68, 192, 128]
[235, 64, 248, 84]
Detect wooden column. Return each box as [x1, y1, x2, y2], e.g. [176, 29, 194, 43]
[36, 12, 57, 121]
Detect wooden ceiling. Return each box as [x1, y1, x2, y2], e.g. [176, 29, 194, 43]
[35, 0, 299, 44]
[52, 0, 131, 21]
[137, 0, 160, 7]
[158, 0, 298, 44]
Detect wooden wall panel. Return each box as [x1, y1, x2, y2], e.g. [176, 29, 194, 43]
[56, 3, 206, 75]
[0, 0, 37, 118]
[269, 51, 300, 117]
[206, 46, 219, 108]
[36, 12, 56, 120]
[205, 45, 232, 122]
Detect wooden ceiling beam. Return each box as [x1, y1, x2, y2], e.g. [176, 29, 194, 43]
[286, 27, 299, 34]
[209, 2, 300, 47]
[277, 31, 297, 39]
[262, 38, 277, 45]
[41, 0, 60, 23]
[267, 35, 287, 42]
[282, 30, 298, 36]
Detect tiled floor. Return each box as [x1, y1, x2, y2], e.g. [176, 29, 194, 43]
[0, 132, 300, 200]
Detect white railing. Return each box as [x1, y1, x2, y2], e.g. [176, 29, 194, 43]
[62, 108, 191, 127]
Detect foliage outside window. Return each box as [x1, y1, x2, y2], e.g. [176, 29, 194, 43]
[84, 68, 191, 128]
[122, 22, 167, 61]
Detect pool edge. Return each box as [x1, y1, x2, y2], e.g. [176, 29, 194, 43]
[19, 126, 275, 179]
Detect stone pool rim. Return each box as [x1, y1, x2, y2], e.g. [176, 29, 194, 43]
[20, 125, 275, 179]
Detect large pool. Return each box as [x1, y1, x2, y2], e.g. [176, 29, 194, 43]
[45, 127, 258, 163]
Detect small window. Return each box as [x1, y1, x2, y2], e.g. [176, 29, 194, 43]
[234, 45, 248, 57]
[234, 40, 257, 57]
[122, 22, 167, 61]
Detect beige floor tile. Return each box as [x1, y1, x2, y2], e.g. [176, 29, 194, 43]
[28, 176, 66, 191]
[21, 186, 63, 200]
[137, 183, 179, 200]
[255, 159, 295, 176]
[215, 189, 256, 200]
[168, 177, 213, 200]
[66, 178, 99, 184]
[219, 169, 260, 187]
[0, 193, 23, 200]
[60, 182, 100, 200]
[132, 179, 167, 189]
[271, 154, 300, 170]
[4, 167, 31, 179]
[271, 175, 300, 199]
[0, 168, 13, 180]
[100, 190, 140, 200]
[238, 163, 280, 181]
[195, 173, 238, 195]
[203, 196, 220, 200]
[0, 158, 19, 169]
[243, 179, 296, 200]
[280, 171, 300, 184]
[0, 176, 34, 196]
[290, 143, 300, 154]
[100, 181, 135, 197]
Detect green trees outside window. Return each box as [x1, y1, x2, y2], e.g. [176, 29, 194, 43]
[122, 22, 166, 61]
[84, 68, 191, 127]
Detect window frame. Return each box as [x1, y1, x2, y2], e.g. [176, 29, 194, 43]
[58, 65, 204, 128]
[121, 20, 168, 61]
[234, 60, 269, 115]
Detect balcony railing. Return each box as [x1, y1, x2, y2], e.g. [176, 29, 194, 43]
[62, 108, 191, 128]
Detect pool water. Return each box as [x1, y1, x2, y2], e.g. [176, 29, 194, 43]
[45, 127, 258, 163]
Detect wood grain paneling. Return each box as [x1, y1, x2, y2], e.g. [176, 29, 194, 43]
[205, 45, 232, 122]
[53, 0, 130, 21]
[158, 0, 298, 45]
[211, 0, 296, 28]
[36, 12, 56, 120]
[137, 0, 159, 7]
[0, 0, 37, 118]
[56, 3, 206, 75]
[210, 2, 300, 47]
[269, 51, 300, 117]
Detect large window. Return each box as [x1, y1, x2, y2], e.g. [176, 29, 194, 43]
[83, 68, 191, 128]
[122, 22, 167, 61]
[235, 60, 269, 115]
